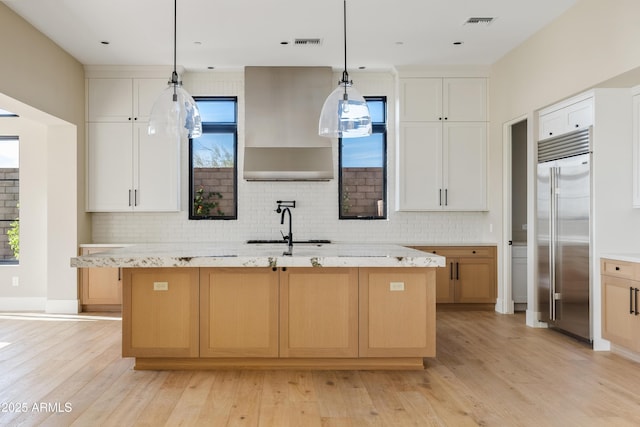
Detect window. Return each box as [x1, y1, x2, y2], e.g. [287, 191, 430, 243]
[189, 97, 238, 219]
[0, 136, 19, 264]
[339, 97, 387, 219]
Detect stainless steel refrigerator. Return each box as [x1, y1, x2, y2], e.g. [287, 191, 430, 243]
[536, 128, 592, 343]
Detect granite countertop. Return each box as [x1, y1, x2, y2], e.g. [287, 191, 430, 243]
[601, 253, 640, 263]
[70, 242, 446, 269]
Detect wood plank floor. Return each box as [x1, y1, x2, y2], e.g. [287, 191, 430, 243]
[1, 310, 640, 426]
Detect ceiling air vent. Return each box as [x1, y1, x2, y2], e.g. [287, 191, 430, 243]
[464, 17, 495, 25]
[294, 38, 322, 46]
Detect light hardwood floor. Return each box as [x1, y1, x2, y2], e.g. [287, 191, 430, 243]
[1, 310, 639, 426]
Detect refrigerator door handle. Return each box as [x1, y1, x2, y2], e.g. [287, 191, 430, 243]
[550, 167, 558, 321]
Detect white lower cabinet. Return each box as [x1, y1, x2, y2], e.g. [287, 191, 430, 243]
[398, 122, 486, 211]
[87, 122, 180, 212]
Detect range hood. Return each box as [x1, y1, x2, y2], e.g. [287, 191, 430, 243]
[244, 66, 334, 181]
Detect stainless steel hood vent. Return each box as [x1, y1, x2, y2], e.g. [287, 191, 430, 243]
[244, 66, 335, 181]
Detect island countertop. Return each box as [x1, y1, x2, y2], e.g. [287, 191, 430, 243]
[70, 242, 445, 269]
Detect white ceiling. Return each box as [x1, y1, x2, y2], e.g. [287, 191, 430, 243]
[3, 0, 578, 71]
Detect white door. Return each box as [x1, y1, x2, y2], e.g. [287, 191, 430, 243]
[87, 122, 133, 211]
[398, 122, 442, 210]
[443, 122, 487, 210]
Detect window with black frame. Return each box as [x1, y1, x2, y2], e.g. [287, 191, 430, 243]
[339, 97, 387, 219]
[189, 97, 238, 220]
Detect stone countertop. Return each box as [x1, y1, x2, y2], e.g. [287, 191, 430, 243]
[601, 253, 640, 263]
[70, 242, 445, 269]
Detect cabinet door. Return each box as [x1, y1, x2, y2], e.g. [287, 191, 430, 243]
[280, 268, 358, 358]
[134, 78, 168, 123]
[122, 268, 199, 357]
[601, 275, 640, 351]
[539, 109, 565, 139]
[359, 268, 435, 357]
[87, 122, 134, 211]
[398, 122, 442, 210]
[80, 247, 122, 308]
[455, 256, 496, 303]
[399, 78, 442, 121]
[87, 78, 133, 122]
[135, 123, 180, 211]
[443, 78, 487, 122]
[443, 122, 487, 210]
[565, 98, 593, 131]
[200, 268, 279, 357]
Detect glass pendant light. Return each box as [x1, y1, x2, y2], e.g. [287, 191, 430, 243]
[148, 0, 202, 139]
[318, 0, 371, 138]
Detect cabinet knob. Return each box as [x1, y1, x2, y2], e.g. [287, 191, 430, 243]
[128, 117, 132, 121]
[575, 124, 579, 128]
[439, 117, 442, 121]
[444, 117, 448, 120]
[272, 267, 277, 272]
[549, 132, 553, 136]
[472, 250, 476, 254]
[134, 117, 138, 121]
[616, 266, 621, 271]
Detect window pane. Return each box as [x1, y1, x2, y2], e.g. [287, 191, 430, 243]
[0, 137, 19, 263]
[340, 134, 385, 218]
[197, 100, 236, 123]
[190, 97, 238, 220]
[339, 97, 386, 219]
[367, 100, 385, 123]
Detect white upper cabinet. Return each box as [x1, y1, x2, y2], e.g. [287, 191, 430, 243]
[397, 76, 488, 211]
[86, 76, 180, 212]
[538, 97, 593, 140]
[88, 78, 167, 122]
[399, 78, 487, 122]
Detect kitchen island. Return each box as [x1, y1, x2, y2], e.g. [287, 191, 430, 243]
[71, 243, 444, 370]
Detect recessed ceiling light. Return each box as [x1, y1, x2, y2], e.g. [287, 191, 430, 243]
[453, 41, 463, 46]
[100, 41, 109, 45]
[395, 41, 404, 45]
[358, 66, 366, 70]
[280, 41, 289, 45]
[207, 66, 215, 70]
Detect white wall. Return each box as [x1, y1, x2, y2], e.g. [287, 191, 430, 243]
[0, 4, 85, 313]
[91, 71, 494, 245]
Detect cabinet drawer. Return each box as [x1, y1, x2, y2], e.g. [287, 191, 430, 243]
[601, 259, 638, 280]
[413, 246, 494, 258]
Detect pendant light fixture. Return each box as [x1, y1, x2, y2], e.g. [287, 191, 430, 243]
[318, 0, 371, 138]
[148, 0, 202, 139]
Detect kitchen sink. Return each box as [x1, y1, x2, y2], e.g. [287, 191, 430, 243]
[246, 239, 331, 245]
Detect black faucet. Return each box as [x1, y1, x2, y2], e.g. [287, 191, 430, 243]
[276, 200, 296, 255]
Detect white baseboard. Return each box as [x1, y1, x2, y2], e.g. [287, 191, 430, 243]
[45, 299, 80, 314]
[0, 297, 47, 311]
[526, 309, 548, 328]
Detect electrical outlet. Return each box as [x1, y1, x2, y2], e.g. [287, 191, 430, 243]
[390, 282, 404, 291]
[153, 281, 169, 291]
[11, 277, 18, 287]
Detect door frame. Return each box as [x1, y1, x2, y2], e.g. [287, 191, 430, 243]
[500, 114, 531, 316]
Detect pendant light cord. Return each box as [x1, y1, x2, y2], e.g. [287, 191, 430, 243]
[171, 0, 178, 99]
[341, 0, 350, 85]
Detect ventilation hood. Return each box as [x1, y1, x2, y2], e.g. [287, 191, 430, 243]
[244, 66, 334, 181]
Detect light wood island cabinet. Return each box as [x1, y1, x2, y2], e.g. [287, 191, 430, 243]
[601, 258, 640, 353]
[280, 267, 359, 358]
[412, 246, 497, 304]
[122, 268, 199, 358]
[200, 267, 279, 358]
[121, 265, 436, 370]
[79, 246, 123, 312]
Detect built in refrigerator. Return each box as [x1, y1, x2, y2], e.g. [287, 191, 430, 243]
[537, 127, 592, 343]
